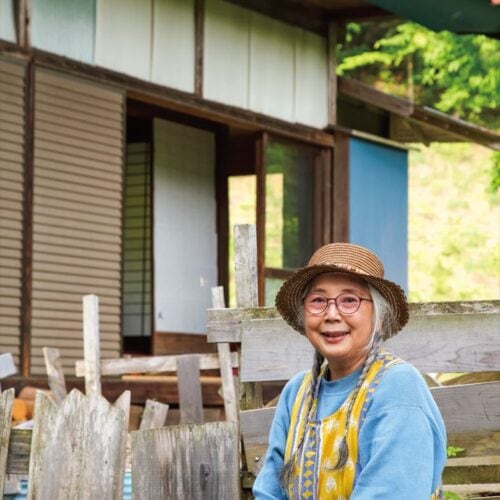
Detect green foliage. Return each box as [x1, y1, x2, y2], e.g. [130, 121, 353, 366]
[337, 22, 500, 129]
[447, 445, 465, 458]
[443, 492, 461, 500]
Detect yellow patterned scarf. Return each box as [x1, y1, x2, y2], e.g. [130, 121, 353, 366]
[283, 352, 442, 499]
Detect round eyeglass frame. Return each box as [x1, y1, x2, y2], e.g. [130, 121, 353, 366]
[303, 292, 373, 315]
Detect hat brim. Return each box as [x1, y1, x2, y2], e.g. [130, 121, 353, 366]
[275, 264, 409, 339]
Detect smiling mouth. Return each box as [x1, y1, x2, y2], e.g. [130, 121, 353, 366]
[322, 331, 349, 339]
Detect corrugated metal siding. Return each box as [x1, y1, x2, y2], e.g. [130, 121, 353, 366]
[122, 143, 151, 338]
[0, 58, 25, 367]
[30, 68, 124, 375]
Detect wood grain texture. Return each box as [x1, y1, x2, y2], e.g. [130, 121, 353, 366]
[131, 421, 239, 500]
[0, 388, 15, 495]
[74, 352, 238, 377]
[432, 382, 500, 433]
[27, 389, 130, 499]
[240, 406, 275, 475]
[42, 347, 67, 404]
[211, 286, 238, 423]
[234, 224, 258, 309]
[6, 428, 31, 475]
[139, 399, 169, 430]
[177, 355, 204, 425]
[83, 295, 101, 396]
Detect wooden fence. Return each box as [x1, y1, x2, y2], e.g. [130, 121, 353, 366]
[206, 224, 500, 497]
[1, 223, 499, 498]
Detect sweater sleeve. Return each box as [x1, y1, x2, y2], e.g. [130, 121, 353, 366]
[252, 371, 307, 500]
[351, 363, 447, 499]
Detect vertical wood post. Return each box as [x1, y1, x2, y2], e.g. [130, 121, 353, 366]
[177, 355, 204, 425]
[0, 388, 15, 496]
[139, 399, 169, 430]
[327, 22, 338, 127]
[211, 287, 239, 423]
[234, 225, 263, 410]
[42, 347, 67, 405]
[194, 0, 205, 98]
[83, 294, 101, 397]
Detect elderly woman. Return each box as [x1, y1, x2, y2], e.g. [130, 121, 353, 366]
[253, 243, 446, 499]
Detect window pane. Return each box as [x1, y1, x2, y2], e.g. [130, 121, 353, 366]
[265, 141, 315, 271]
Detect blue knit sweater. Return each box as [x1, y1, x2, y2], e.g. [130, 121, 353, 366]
[253, 361, 447, 499]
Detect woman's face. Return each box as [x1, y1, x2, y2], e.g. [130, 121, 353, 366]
[303, 273, 374, 380]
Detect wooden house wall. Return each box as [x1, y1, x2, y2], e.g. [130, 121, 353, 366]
[30, 68, 124, 375]
[26, 0, 328, 128]
[0, 57, 26, 368]
[122, 143, 152, 338]
[0, 0, 16, 43]
[204, 0, 329, 128]
[95, 0, 195, 91]
[31, 0, 96, 63]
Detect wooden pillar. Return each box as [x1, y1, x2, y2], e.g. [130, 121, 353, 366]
[194, 0, 205, 98]
[333, 131, 350, 242]
[327, 22, 338, 128]
[234, 225, 263, 410]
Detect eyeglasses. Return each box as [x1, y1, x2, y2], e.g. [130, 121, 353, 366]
[303, 292, 373, 315]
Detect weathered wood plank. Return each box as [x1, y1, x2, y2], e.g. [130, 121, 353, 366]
[240, 318, 313, 382]
[207, 300, 499, 344]
[0, 388, 15, 495]
[82, 294, 101, 396]
[206, 307, 279, 343]
[240, 382, 500, 471]
[234, 224, 258, 309]
[6, 428, 32, 475]
[177, 355, 204, 425]
[233, 224, 262, 410]
[239, 310, 500, 382]
[131, 421, 240, 500]
[443, 455, 500, 485]
[74, 352, 239, 377]
[211, 286, 238, 423]
[27, 389, 130, 499]
[139, 399, 169, 430]
[240, 407, 275, 476]
[432, 382, 500, 433]
[42, 347, 67, 404]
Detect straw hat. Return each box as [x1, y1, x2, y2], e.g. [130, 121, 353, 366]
[275, 242, 409, 338]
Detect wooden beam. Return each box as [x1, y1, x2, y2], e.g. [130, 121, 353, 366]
[255, 134, 267, 307]
[82, 294, 101, 396]
[176, 355, 204, 425]
[42, 347, 67, 404]
[332, 129, 349, 242]
[338, 77, 413, 117]
[327, 22, 337, 127]
[194, 0, 204, 98]
[74, 352, 238, 377]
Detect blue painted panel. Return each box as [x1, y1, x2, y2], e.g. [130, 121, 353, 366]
[348, 137, 408, 291]
[32, 0, 95, 63]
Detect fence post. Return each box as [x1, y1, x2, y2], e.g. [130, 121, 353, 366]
[234, 225, 263, 410]
[0, 388, 15, 496]
[211, 286, 239, 423]
[83, 294, 101, 397]
[43, 347, 67, 405]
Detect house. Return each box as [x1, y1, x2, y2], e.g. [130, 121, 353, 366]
[1, 0, 498, 380]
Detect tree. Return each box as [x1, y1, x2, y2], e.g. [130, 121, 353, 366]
[337, 22, 500, 129]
